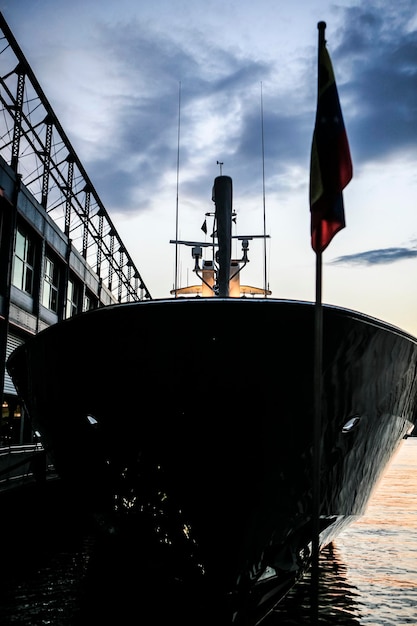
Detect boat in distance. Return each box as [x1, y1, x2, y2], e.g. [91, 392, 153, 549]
[7, 175, 417, 624]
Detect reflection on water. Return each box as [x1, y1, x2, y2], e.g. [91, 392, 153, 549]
[267, 439, 417, 625]
[0, 483, 93, 626]
[335, 438, 417, 625]
[263, 542, 362, 625]
[0, 439, 416, 625]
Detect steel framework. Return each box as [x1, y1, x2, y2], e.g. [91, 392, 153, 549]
[0, 13, 151, 302]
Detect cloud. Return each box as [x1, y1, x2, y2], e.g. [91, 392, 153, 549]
[82, 19, 276, 213]
[3, 0, 417, 219]
[332, 2, 417, 164]
[331, 245, 417, 266]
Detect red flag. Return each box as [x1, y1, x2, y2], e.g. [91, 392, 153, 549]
[310, 35, 352, 253]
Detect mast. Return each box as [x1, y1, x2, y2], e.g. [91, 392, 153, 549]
[260, 82, 268, 296]
[174, 82, 181, 296]
[212, 175, 232, 297]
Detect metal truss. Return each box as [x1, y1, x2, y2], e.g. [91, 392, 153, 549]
[0, 13, 151, 302]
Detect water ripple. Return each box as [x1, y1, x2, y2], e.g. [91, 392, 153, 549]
[0, 440, 416, 625]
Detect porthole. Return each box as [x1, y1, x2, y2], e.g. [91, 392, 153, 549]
[342, 416, 361, 434]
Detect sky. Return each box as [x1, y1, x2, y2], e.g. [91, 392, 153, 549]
[2, 0, 417, 335]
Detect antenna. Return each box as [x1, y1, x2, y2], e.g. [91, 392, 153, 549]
[260, 82, 268, 296]
[217, 160, 224, 175]
[174, 81, 181, 296]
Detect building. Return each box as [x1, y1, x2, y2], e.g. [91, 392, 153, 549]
[0, 14, 152, 486]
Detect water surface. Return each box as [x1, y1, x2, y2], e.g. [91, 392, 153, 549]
[0, 439, 416, 625]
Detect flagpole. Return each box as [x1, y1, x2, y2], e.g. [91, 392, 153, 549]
[311, 20, 326, 624]
[311, 246, 323, 622]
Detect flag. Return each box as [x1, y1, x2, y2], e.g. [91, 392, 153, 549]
[201, 219, 207, 234]
[309, 37, 352, 253]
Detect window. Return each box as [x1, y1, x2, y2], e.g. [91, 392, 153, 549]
[12, 228, 35, 294]
[65, 277, 79, 318]
[42, 256, 60, 312]
[83, 292, 96, 312]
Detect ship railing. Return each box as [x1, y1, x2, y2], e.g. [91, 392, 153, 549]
[0, 444, 57, 493]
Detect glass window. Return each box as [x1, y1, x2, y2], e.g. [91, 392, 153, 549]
[65, 278, 79, 318]
[42, 256, 60, 312]
[84, 293, 92, 312]
[83, 290, 97, 312]
[12, 228, 35, 294]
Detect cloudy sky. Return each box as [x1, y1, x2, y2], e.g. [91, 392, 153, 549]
[2, 0, 417, 334]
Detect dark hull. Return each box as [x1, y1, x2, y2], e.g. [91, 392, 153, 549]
[7, 298, 417, 623]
